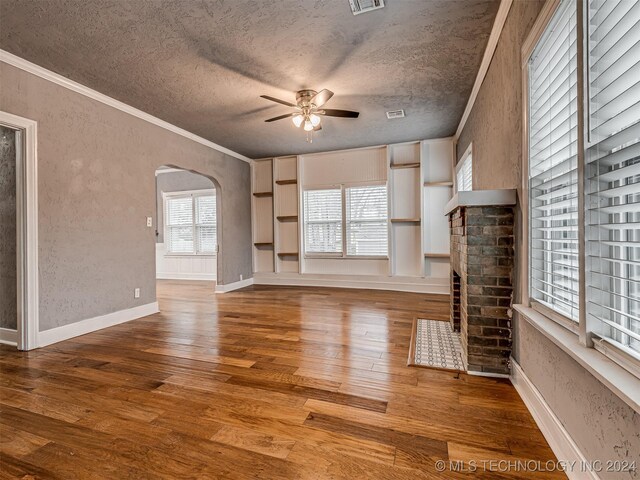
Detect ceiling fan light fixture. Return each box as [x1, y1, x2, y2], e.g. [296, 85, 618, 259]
[303, 119, 314, 131]
[292, 114, 304, 128]
[309, 114, 321, 127]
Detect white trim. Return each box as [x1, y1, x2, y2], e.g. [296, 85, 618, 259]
[0, 328, 17, 346]
[162, 188, 216, 198]
[454, 0, 514, 141]
[156, 272, 217, 281]
[215, 277, 254, 293]
[155, 167, 185, 176]
[514, 304, 640, 413]
[37, 302, 159, 348]
[0, 111, 39, 351]
[510, 360, 600, 480]
[253, 273, 449, 295]
[0, 50, 251, 163]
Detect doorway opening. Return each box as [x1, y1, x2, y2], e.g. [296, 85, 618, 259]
[155, 166, 220, 285]
[0, 126, 18, 343]
[0, 111, 38, 351]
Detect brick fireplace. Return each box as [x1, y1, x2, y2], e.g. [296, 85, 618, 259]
[446, 191, 516, 375]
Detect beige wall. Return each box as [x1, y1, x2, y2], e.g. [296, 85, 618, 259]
[0, 62, 252, 332]
[456, 1, 640, 474]
[456, 0, 545, 190]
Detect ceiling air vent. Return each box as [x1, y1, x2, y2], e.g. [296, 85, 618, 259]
[349, 0, 385, 15]
[386, 109, 405, 119]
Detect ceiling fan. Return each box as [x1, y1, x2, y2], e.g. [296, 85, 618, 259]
[260, 89, 359, 140]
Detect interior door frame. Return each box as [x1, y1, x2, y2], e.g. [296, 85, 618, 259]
[0, 111, 39, 350]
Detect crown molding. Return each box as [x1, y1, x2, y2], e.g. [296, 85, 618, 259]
[454, 0, 514, 142]
[0, 50, 252, 163]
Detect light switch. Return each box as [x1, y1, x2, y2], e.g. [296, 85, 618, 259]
[146, 217, 153, 227]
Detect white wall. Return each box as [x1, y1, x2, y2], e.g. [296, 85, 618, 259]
[155, 243, 216, 281]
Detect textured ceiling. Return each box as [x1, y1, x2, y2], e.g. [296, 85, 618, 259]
[0, 0, 499, 159]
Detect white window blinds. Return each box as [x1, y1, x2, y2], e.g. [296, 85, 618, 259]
[303, 189, 343, 254]
[586, 0, 640, 355]
[167, 196, 194, 254]
[528, 0, 580, 321]
[166, 192, 216, 255]
[196, 195, 217, 254]
[456, 154, 473, 192]
[346, 185, 388, 256]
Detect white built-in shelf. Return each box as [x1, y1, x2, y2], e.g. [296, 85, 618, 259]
[275, 179, 297, 185]
[253, 191, 273, 197]
[424, 181, 453, 187]
[390, 162, 420, 170]
[277, 215, 298, 222]
[391, 218, 421, 223]
[424, 253, 450, 258]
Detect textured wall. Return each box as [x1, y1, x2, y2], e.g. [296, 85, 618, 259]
[515, 321, 640, 479]
[456, 0, 545, 189]
[458, 0, 640, 472]
[0, 62, 252, 331]
[155, 170, 216, 244]
[0, 126, 17, 330]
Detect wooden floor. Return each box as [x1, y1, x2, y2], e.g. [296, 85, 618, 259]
[0, 281, 564, 479]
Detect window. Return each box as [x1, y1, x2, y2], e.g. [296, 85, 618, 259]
[303, 188, 343, 254]
[165, 190, 216, 255]
[586, 0, 640, 356]
[346, 185, 388, 256]
[456, 146, 473, 192]
[528, 0, 579, 321]
[525, 0, 640, 373]
[303, 184, 388, 257]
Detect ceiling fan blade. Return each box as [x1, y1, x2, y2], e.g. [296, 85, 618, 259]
[265, 113, 296, 122]
[260, 95, 297, 107]
[313, 124, 322, 131]
[311, 89, 334, 107]
[319, 109, 359, 118]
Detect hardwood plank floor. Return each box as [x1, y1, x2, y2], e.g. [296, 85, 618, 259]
[0, 281, 565, 479]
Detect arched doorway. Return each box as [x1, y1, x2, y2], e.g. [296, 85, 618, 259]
[154, 166, 221, 286]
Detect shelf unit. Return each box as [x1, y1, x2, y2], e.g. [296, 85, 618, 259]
[251, 139, 454, 288]
[388, 142, 423, 277]
[251, 159, 275, 273]
[390, 218, 421, 223]
[273, 156, 300, 273]
[421, 139, 454, 278]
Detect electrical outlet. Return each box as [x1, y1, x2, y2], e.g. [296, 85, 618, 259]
[240, 274, 243, 281]
[134, 288, 141, 299]
[146, 217, 153, 227]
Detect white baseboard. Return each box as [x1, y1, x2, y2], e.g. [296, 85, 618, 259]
[37, 302, 159, 348]
[156, 272, 216, 281]
[510, 359, 599, 480]
[252, 273, 449, 295]
[215, 277, 254, 293]
[0, 327, 17, 346]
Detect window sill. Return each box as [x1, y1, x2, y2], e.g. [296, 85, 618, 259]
[514, 304, 640, 414]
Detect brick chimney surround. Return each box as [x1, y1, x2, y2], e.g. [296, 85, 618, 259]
[445, 189, 517, 375]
